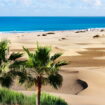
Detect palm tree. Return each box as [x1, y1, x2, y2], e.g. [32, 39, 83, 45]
[0, 40, 25, 88]
[19, 44, 68, 105]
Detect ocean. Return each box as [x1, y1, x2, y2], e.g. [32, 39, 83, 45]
[0, 17, 105, 32]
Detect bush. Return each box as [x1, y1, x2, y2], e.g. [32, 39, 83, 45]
[0, 88, 68, 105]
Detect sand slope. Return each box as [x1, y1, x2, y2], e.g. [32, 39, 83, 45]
[0, 30, 105, 105]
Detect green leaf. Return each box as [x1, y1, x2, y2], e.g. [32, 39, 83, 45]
[10, 60, 26, 68]
[23, 47, 33, 58]
[48, 74, 63, 89]
[9, 52, 23, 61]
[55, 61, 68, 67]
[50, 53, 62, 61]
[0, 74, 13, 88]
[0, 40, 10, 64]
[35, 46, 51, 66]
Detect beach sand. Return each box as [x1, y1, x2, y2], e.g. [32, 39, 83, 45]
[1, 29, 105, 105]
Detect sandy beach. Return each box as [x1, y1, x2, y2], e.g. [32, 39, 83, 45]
[1, 29, 105, 105]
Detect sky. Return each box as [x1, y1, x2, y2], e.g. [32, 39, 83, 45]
[0, 0, 105, 16]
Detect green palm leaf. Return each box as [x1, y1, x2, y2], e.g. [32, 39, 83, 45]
[0, 74, 13, 88]
[9, 52, 23, 61]
[50, 53, 62, 61]
[0, 40, 25, 88]
[48, 74, 63, 89]
[55, 61, 68, 67]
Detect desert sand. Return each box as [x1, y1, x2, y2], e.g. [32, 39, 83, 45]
[0, 29, 105, 105]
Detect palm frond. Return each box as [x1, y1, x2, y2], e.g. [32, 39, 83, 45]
[0, 74, 13, 88]
[48, 74, 63, 89]
[18, 72, 28, 84]
[16, 68, 36, 88]
[55, 61, 68, 67]
[0, 40, 10, 50]
[23, 47, 33, 58]
[0, 61, 10, 73]
[35, 46, 51, 66]
[10, 60, 26, 68]
[0, 40, 10, 64]
[50, 53, 62, 61]
[0, 40, 25, 88]
[9, 52, 23, 61]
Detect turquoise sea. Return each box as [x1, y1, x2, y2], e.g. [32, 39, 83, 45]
[0, 17, 105, 32]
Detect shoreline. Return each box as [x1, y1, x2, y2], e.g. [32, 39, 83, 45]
[0, 28, 105, 34]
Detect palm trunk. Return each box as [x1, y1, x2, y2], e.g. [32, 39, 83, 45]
[36, 77, 41, 105]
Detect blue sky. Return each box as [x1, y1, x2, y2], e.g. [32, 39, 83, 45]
[0, 0, 105, 16]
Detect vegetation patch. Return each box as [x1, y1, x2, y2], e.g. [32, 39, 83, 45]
[0, 88, 68, 105]
[93, 35, 100, 38]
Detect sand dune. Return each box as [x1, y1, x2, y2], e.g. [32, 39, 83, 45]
[0, 30, 105, 105]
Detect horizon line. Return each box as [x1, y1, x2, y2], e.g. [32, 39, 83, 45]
[0, 16, 105, 17]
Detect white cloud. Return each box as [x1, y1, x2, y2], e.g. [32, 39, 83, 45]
[20, 0, 32, 6]
[0, 0, 32, 7]
[0, 0, 105, 16]
[95, 0, 102, 6]
[82, 0, 102, 6]
[0, 0, 104, 9]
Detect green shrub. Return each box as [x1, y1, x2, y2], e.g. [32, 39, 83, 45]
[0, 88, 68, 105]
